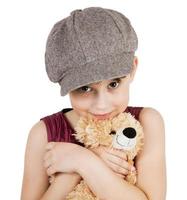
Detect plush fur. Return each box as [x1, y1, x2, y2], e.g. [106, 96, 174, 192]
[66, 112, 144, 200]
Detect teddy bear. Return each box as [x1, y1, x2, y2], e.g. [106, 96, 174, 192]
[65, 111, 144, 200]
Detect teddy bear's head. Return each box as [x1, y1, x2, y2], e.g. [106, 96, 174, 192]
[73, 112, 144, 157]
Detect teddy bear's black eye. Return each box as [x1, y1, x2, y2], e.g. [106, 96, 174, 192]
[110, 131, 116, 135]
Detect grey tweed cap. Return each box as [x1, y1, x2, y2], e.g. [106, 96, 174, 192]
[45, 7, 138, 96]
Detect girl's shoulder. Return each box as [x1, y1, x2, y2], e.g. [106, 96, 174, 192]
[26, 120, 48, 149]
[139, 107, 164, 124]
[138, 106, 165, 145]
[126, 106, 164, 129]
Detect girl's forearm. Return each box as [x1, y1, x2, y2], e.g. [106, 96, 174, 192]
[77, 150, 148, 200]
[40, 173, 81, 200]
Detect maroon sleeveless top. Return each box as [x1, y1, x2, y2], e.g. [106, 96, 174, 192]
[40, 106, 143, 146]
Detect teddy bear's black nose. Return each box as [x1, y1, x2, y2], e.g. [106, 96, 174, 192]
[123, 127, 136, 139]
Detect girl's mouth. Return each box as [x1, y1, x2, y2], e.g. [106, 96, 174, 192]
[92, 112, 112, 120]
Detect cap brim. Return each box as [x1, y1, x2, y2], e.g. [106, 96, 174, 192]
[60, 51, 134, 96]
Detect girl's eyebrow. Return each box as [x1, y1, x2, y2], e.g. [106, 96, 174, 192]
[88, 76, 127, 87]
[109, 75, 126, 81]
[117, 75, 127, 79]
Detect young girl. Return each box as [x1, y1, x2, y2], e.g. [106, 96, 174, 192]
[21, 7, 166, 200]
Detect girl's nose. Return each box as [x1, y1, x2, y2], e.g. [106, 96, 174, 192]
[93, 92, 110, 111]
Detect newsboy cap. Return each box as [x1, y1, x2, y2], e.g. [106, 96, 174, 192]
[45, 7, 138, 96]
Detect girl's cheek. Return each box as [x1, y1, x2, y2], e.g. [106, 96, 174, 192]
[75, 97, 90, 108]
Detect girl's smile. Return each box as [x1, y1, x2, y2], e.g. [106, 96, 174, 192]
[91, 112, 112, 120]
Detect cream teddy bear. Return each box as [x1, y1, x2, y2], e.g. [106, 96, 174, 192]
[65, 112, 144, 200]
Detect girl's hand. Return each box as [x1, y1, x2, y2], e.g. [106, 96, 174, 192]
[89, 146, 136, 178]
[43, 142, 87, 176]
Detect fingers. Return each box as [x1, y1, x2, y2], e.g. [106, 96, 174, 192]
[93, 146, 136, 176]
[43, 158, 52, 169]
[49, 175, 55, 184]
[105, 159, 129, 176]
[44, 143, 55, 170]
[43, 151, 53, 168]
[115, 172, 126, 179]
[43, 142, 58, 176]
[106, 152, 134, 172]
[43, 151, 51, 161]
[104, 147, 127, 160]
[43, 151, 56, 175]
[46, 165, 56, 176]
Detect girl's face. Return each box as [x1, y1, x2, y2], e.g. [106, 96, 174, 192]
[69, 57, 138, 120]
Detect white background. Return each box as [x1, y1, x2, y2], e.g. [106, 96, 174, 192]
[0, 0, 186, 199]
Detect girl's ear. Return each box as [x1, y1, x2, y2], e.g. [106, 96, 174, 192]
[129, 56, 138, 83]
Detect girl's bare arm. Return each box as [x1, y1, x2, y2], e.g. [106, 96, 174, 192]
[40, 173, 81, 200]
[75, 107, 166, 200]
[24, 106, 166, 200]
[76, 148, 149, 200]
[20, 121, 81, 200]
[136, 107, 167, 200]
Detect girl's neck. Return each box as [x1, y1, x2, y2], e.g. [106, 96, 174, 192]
[64, 109, 80, 129]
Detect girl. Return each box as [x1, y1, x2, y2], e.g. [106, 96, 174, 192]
[21, 7, 166, 200]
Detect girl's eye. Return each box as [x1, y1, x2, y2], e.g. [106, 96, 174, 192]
[77, 79, 121, 93]
[78, 86, 92, 93]
[108, 81, 120, 89]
